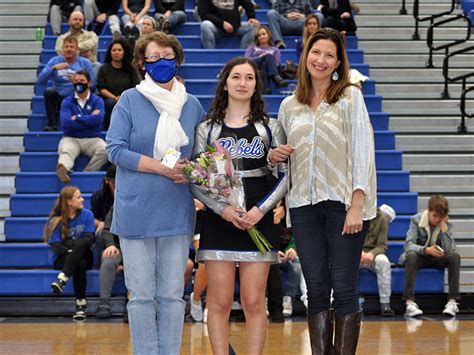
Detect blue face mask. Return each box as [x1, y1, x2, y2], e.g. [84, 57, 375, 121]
[144, 58, 177, 84]
[74, 83, 88, 94]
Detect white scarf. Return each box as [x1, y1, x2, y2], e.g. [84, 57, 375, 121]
[136, 74, 189, 159]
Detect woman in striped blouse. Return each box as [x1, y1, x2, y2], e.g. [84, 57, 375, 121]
[269, 28, 376, 355]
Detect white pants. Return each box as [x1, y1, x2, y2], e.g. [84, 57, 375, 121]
[58, 136, 108, 171]
[360, 254, 392, 304]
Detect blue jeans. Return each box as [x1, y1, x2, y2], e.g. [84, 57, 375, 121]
[200, 20, 255, 49]
[252, 54, 279, 90]
[154, 10, 187, 28]
[279, 258, 303, 298]
[267, 9, 305, 43]
[120, 235, 190, 355]
[290, 201, 368, 317]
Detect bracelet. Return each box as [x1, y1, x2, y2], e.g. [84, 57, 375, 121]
[267, 149, 277, 169]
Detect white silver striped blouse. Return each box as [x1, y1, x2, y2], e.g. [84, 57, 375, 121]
[278, 85, 377, 220]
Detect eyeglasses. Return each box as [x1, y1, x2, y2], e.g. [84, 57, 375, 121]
[144, 52, 176, 62]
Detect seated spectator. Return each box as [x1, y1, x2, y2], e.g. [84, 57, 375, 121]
[266, 0, 313, 49]
[295, 13, 321, 61]
[49, 0, 82, 36]
[91, 164, 116, 237]
[140, 15, 156, 35]
[37, 36, 95, 131]
[55, 11, 99, 66]
[244, 25, 288, 94]
[95, 206, 125, 319]
[154, 0, 187, 34]
[317, 0, 357, 33]
[359, 204, 396, 317]
[198, 0, 260, 49]
[399, 195, 461, 317]
[44, 186, 95, 321]
[97, 39, 140, 129]
[57, 70, 107, 183]
[84, 0, 122, 39]
[122, 0, 152, 42]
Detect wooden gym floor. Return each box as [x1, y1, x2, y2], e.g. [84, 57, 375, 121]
[1, 315, 474, 354]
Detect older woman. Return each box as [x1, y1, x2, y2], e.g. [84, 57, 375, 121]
[270, 28, 376, 354]
[106, 32, 205, 354]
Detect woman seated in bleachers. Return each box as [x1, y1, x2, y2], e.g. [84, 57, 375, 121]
[244, 25, 289, 94]
[140, 15, 157, 36]
[295, 13, 321, 61]
[44, 186, 96, 321]
[317, 0, 357, 34]
[122, 0, 152, 42]
[153, 0, 187, 34]
[97, 38, 141, 130]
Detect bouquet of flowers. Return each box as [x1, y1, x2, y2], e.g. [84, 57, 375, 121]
[182, 141, 272, 254]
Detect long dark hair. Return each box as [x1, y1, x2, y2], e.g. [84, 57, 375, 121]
[104, 38, 134, 70]
[206, 57, 268, 125]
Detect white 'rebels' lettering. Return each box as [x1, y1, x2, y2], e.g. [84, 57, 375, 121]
[218, 136, 265, 159]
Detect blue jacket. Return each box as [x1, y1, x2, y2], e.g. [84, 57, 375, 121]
[37, 55, 95, 97]
[60, 92, 105, 138]
[106, 88, 205, 238]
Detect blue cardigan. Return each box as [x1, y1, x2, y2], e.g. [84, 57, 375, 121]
[106, 88, 205, 238]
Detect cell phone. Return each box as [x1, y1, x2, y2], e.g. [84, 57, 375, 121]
[435, 245, 444, 253]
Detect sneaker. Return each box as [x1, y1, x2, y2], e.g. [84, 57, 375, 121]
[56, 164, 71, 183]
[162, 19, 170, 34]
[381, 303, 395, 317]
[73, 300, 87, 321]
[300, 294, 308, 310]
[156, 16, 165, 31]
[282, 296, 293, 318]
[405, 302, 423, 317]
[443, 301, 459, 317]
[112, 31, 122, 40]
[96, 300, 111, 319]
[203, 308, 208, 323]
[269, 311, 285, 323]
[190, 292, 203, 322]
[51, 277, 67, 294]
[276, 40, 286, 49]
[123, 306, 129, 323]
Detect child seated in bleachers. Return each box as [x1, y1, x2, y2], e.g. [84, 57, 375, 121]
[399, 195, 461, 317]
[44, 186, 96, 321]
[244, 25, 289, 94]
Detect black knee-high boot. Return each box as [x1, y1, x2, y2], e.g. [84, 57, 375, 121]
[308, 309, 334, 355]
[333, 312, 361, 355]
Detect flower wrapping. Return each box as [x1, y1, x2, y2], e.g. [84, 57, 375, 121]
[182, 141, 272, 254]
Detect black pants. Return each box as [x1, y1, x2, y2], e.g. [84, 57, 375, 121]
[44, 87, 64, 127]
[54, 238, 94, 299]
[290, 201, 368, 317]
[403, 251, 461, 301]
[322, 17, 357, 33]
[103, 98, 117, 130]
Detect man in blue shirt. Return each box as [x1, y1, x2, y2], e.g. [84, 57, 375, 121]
[37, 36, 95, 131]
[57, 69, 107, 183]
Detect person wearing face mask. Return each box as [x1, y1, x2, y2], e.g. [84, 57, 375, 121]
[57, 70, 107, 183]
[106, 32, 205, 354]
